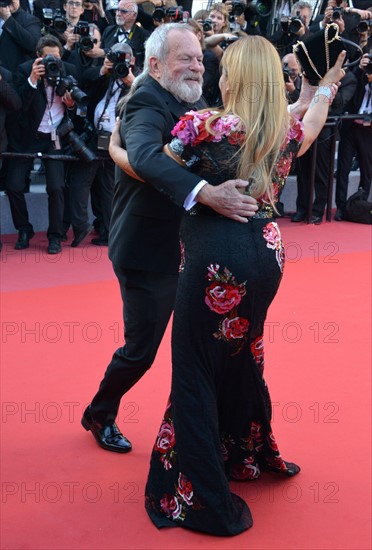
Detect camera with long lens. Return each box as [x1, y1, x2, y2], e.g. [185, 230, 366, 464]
[106, 49, 132, 79]
[152, 6, 185, 22]
[55, 75, 88, 107]
[73, 21, 96, 52]
[0, 0, 12, 7]
[331, 7, 344, 21]
[57, 118, 96, 162]
[202, 18, 213, 32]
[357, 19, 372, 33]
[42, 55, 63, 83]
[42, 8, 68, 33]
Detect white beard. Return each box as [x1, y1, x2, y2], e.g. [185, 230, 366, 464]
[160, 69, 203, 104]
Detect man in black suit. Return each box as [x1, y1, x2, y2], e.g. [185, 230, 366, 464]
[0, 66, 22, 170]
[335, 53, 372, 219]
[6, 34, 79, 253]
[0, 0, 41, 73]
[101, 0, 149, 70]
[81, 23, 258, 453]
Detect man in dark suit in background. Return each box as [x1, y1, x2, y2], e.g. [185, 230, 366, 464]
[0, 66, 22, 171]
[335, 53, 372, 219]
[0, 0, 41, 73]
[81, 23, 258, 453]
[101, 0, 149, 70]
[5, 35, 79, 254]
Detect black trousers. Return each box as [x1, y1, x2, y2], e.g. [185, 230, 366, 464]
[6, 136, 65, 238]
[89, 157, 115, 237]
[336, 121, 372, 210]
[90, 265, 179, 424]
[296, 126, 334, 218]
[64, 160, 97, 235]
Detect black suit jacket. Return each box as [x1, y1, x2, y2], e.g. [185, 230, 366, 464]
[8, 59, 79, 151]
[0, 67, 22, 169]
[0, 8, 41, 73]
[108, 76, 207, 273]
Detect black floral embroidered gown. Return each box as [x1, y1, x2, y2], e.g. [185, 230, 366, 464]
[145, 111, 304, 536]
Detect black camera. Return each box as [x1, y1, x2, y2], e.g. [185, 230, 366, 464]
[152, 6, 185, 22]
[202, 18, 213, 32]
[73, 21, 96, 51]
[331, 7, 344, 21]
[288, 11, 304, 33]
[55, 75, 88, 107]
[42, 55, 63, 82]
[106, 49, 132, 79]
[42, 8, 68, 33]
[0, 0, 12, 7]
[357, 20, 372, 33]
[230, 1, 245, 17]
[283, 61, 296, 83]
[57, 118, 96, 162]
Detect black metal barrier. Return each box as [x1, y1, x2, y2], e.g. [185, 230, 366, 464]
[306, 113, 371, 223]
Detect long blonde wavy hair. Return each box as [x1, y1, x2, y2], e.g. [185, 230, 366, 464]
[207, 36, 290, 205]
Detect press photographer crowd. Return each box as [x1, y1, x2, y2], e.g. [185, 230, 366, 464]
[0, 0, 371, 253]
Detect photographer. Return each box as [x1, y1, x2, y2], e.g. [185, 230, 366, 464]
[0, 0, 42, 73]
[335, 53, 372, 220]
[282, 52, 302, 103]
[82, 0, 110, 33]
[62, 22, 106, 70]
[271, 1, 312, 57]
[65, 42, 135, 246]
[100, 1, 149, 71]
[5, 35, 79, 253]
[224, 0, 263, 35]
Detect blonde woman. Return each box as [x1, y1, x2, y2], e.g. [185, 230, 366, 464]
[111, 36, 345, 536]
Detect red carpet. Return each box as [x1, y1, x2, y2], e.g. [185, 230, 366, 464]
[1, 219, 371, 550]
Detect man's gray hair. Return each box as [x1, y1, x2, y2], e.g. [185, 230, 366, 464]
[118, 23, 196, 113]
[119, 0, 138, 14]
[142, 22, 195, 74]
[291, 1, 313, 16]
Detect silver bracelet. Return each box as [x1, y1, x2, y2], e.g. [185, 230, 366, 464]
[314, 86, 333, 101]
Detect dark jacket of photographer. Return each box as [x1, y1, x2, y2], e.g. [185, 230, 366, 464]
[79, 65, 132, 145]
[0, 7, 42, 73]
[0, 66, 22, 169]
[8, 58, 79, 151]
[101, 23, 149, 70]
[62, 44, 103, 76]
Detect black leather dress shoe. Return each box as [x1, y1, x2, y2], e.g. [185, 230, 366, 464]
[291, 211, 306, 223]
[15, 230, 35, 250]
[71, 225, 92, 248]
[334, 208, 343, 221]
[81, 406, 132, 453]
[91, 236, 108, 246]
[309, 215, 322, 225]
[47, 238, 61, 254]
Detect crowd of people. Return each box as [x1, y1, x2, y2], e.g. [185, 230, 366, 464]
[0, 0, 372, 254]
[0, 0, 371, 252]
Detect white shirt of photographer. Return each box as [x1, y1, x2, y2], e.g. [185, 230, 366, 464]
[94, 83, 121, 132]
[38, 82, 65, 134]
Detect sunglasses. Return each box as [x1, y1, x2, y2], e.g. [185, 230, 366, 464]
[116, 8, 134, 14]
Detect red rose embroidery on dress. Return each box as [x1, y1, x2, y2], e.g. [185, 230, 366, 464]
[205, 264, 249, 355]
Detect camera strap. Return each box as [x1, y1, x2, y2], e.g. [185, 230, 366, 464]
[96, 78, 120, 130]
